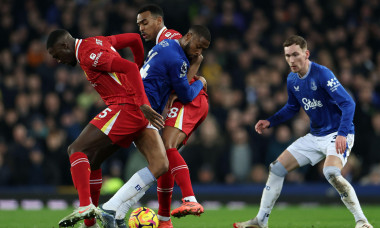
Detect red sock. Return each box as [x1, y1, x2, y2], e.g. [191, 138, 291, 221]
[84, 169, 102, 227]
[70, 152, 91, 207]
[167, 148, 194, 198]
[157, 170, 174, 217]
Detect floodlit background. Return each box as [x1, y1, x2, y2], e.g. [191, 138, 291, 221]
[0, 0, 380, 212]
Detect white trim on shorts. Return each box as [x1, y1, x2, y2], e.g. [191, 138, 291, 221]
[146, 122, 158, 131]
[286, 132, 354, 167]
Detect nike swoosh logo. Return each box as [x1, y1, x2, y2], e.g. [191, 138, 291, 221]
[79, 206, 91, 214]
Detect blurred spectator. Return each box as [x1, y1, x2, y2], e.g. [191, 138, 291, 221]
[0, 0, 380, 187]
[229, 127, 252, 182]
[360, 165, 380, 186]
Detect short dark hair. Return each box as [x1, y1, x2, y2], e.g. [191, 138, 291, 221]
[283, 35, 307, 50]
[137, 4, 164, 18]
[189, 25, 211, 42]
[46, 29, 69, 49]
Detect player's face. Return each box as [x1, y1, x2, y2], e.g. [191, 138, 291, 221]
[284, 44, 309, 74]
[48, 43, 77, 66]
[137, 11, 162, 42]
[183, 34, 210, 61]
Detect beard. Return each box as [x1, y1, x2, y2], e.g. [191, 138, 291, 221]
[184, 43, 194, 62]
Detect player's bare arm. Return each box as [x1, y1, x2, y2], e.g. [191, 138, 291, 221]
[140, 104, 164, 129]
[165, 93, 178, 109]
[187, 54, 203, 82]
[335, 135, 347, 154]
[255, 120, 270, 134]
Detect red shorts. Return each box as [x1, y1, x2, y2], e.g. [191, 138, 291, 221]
[164, 94, 208, 144]
[90, 104, 149, 148]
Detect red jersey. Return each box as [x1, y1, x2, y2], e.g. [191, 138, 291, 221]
[75, 34, 149, 107]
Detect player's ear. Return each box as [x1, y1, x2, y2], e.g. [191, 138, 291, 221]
[305, 50, 310, 59]
[156, 16, 163, 25]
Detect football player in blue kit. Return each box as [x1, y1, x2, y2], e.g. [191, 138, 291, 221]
[98, 25, 210, 228]
[233, 35, 372, 228]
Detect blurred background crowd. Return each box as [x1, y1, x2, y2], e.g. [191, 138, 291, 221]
[1, 0, 380, 189]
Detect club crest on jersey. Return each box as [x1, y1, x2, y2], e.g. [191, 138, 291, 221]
[160, 40, 169, 47]
[294, 86, 299, 91]
[95, 39, 103, 46]
[327, 78, 340, 92]
[310, 80, 317, 91]
[180, 61, 187, 78]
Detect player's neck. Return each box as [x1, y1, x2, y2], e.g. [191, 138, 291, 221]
[298, 60, 310, 78]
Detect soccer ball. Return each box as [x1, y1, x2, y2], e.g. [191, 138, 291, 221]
[128, 207, 159, 228]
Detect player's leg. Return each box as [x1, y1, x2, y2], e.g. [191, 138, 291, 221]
[84, 144, 120, 228]
[164, 96, 208, 219]
[59, 124, 114, 227]
[323, 134, 372, 228]
[162, 126, 204, 219]
[233, 151, 300, 228]
[100, 127, 168, 215]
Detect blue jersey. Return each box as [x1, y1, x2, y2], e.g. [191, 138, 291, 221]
[140, 39, 203, 113]
[267, 62, 355, 137]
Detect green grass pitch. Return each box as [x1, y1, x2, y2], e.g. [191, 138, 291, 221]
[0, 205, 378, 228]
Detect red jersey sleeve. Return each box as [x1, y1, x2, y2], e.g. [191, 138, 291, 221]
[107, 33, 144, 69]
[110, 57, 150, 107]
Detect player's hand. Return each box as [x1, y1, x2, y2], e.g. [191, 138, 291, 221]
[166, 93, 178, 109]
[335, 135, 347, 154]
[194, 75, 207, 92]
[140, 104, 164, 130]
[255, 120, 270, 134]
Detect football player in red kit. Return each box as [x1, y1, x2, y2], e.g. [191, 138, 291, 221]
[137, 4, 207, 228]
[47, 29, 168, 228]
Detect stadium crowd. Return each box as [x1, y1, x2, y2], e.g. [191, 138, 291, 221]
[1, 0, 380, 188]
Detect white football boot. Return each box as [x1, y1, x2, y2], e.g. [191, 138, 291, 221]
[355, 220, 373, 228]
[233, 217, 268, 228]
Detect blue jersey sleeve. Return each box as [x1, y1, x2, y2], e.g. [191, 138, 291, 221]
[319, 68, 355, 136]
[169, 59, 203, 103]
[267, 78, 300, 127]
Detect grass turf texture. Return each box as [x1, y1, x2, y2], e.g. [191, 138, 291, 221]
[0, 205, 378, 228]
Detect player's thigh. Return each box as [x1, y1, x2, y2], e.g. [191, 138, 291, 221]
[324, 155, 343, 170]
[90, 143, 120, 170]
[68, 123, 113, 156]
[286, 133, 324, 167]
[162, 126, 187, 149]
[277, 150, 300, 172]
[324, 133, 354, 168]
[134, 128, 167, 165]
[164, 95, 208, 146]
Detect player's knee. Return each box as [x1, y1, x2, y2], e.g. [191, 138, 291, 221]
[162, 135, 178, 150]
[163, 141, 176, 150]
[323, 166, 341, 181]
[151, 155, 169, 177]
[269, 161, 288, 177]
[160, 157, 169, 175]
[67, 144, 76, 156]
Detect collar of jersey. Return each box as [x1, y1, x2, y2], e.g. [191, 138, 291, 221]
[297, 61, 312, 80]
[156, 26, 167, 44]
[75, 39, 82, 63]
